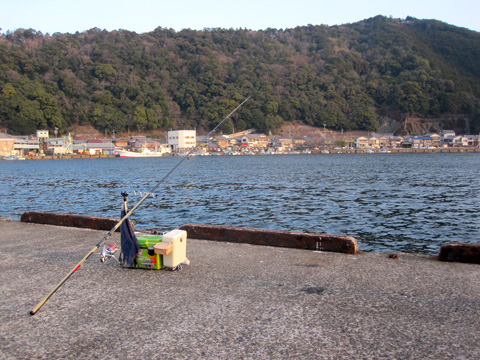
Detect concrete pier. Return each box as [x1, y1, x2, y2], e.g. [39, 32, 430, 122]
[180, 223, 359, 254]
[0, 220, 479, 359]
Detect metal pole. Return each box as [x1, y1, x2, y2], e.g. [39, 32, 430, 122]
[30, 96, 250, 315]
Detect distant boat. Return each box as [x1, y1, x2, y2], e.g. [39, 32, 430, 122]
[117, 148, 169, 158]
[3, 155, 25, 160]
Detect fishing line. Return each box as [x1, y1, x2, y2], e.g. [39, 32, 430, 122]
[30, 96, 250, 315]
[132, 191, 156, 198]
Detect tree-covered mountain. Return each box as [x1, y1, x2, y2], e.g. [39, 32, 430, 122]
[1, 15, 480, 136]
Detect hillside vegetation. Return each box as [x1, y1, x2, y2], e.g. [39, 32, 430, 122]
[1, 15, 480, 136]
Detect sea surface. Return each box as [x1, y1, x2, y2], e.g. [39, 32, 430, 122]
[0, 153, 478, 254]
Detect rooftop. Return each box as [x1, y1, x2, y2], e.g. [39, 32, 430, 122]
[0, 133, 15, 139]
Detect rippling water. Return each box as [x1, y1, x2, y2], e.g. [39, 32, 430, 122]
[1, 153, 478, 254]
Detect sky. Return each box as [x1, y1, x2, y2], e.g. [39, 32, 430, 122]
[1, 0, 479, 35]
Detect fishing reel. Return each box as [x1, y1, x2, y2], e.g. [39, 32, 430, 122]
[100, 243, 120, 263]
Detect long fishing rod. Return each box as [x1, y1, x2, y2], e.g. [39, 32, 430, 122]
[30, 96, 250, 316]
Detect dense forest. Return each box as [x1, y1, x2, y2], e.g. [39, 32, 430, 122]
[1, 15, 480, 136]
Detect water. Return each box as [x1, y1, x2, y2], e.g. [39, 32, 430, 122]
[1, 153, 478, 254]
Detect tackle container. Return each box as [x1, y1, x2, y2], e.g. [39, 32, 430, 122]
[161, 229, 187, 268]
[135, 234, 163, 270]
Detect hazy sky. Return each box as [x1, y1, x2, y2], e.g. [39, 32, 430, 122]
[1, 0, 479, 34]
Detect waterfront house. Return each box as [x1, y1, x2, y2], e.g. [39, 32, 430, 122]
[401, 140, 413, 148]
[195, 135, 209, 147]
[47, 139, 66, 154]
[443, 136, 455, 146]
[130, 136, 148, 145]
[354, 137, 368, 149]
[444, 136, 456, 147]
[228, 138, 239, 147]
[464, 135, 480, 147]
[424, 133, 441, 147]
[0, 133, 15, 157]
[268, 137, 292, 152]
[45, 135, 73, 155]
[368, 136, 380, 148]
[272, 138, 293, 149]
[411, 136, 434, 148]
[131, 136, 159, 150]
[411, 136, 422, 148]
[389, 136, 404, 148]
[449, 136, 469, 147]
[214, 136, 231, 149]
[86, 140, 115, 155]
[280, 138, 293, 148]
[378, 135, 390, 148]
[114, 138, 129, 148]
[241, 134, 270, 148]
[369, 134, 392, 148]
[293, 137, 309, 147]
[72, 140, 88, 154]
[200, 136, 217, 151]
[441, 130, 455, 140]
[14, 136, 39, 156]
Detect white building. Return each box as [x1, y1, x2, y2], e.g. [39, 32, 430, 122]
[36, 130, 49, 139]
[14, 137, 40, 155]
[168, 130, 196, 153]
[441, 130, 455, 140]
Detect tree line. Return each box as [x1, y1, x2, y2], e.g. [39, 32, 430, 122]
[1, 15, 480, 136]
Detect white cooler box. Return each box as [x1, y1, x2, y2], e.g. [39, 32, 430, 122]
[161, 229, 187, 268]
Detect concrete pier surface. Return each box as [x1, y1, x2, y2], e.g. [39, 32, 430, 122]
[1, 220, 479, 359]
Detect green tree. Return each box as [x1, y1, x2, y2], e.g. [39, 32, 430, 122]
[94, 64, 116, 81]
[2, 84, 16, 98]
[2, 18, 480, 136]
[133, 106, 148, 131]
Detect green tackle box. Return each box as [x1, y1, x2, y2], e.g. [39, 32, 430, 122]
[136, 234, 163, 270]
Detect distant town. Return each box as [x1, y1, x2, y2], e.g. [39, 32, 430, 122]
[1, 128, 479, 160]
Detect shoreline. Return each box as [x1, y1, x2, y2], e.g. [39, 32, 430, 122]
[4, 146, 480, 160]
[328, 147, 480, 154]
[327, 147, 480, 154]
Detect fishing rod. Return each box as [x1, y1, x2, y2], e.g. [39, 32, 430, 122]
[30, 96, 250, 316]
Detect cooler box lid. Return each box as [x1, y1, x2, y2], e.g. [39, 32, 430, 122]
[136, 234, 162, 247]
[162, 229, 186, 244]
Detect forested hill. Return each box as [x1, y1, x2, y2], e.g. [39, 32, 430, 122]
[1, 15, 480, 136]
